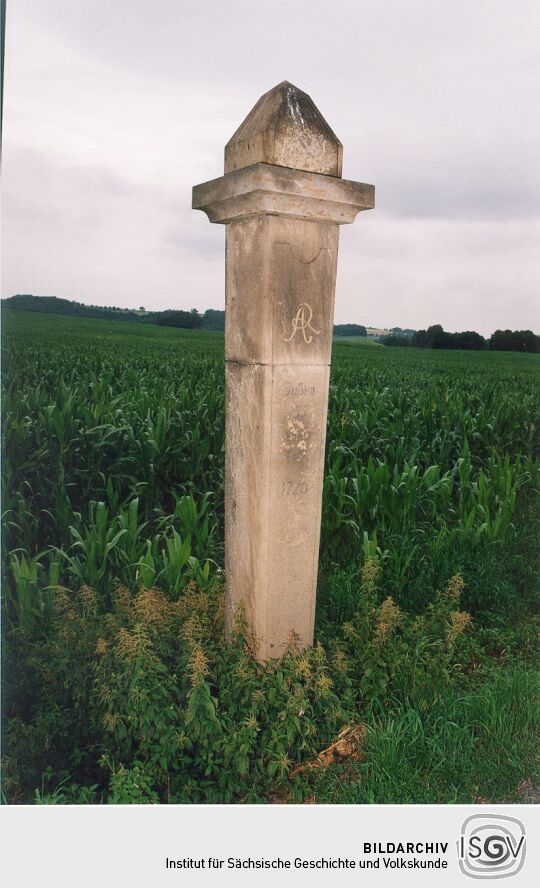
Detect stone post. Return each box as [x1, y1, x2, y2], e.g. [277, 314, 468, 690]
[193, 81, 374, 660]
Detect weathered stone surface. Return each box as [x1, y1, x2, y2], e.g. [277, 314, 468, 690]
[224, 215, 339, 366]
[224, 361, 271, 645]
[193, 83, 374, 660]
[225, 81, 343, 177]
[192, 162, 374, 225]
[225, 360, 330, 660]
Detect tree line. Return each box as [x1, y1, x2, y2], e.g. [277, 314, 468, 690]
[382, 324, 539, 354]
[2, 296, 367, 337]
[2, 295, 227, 332]
[3, 296, 538, 353]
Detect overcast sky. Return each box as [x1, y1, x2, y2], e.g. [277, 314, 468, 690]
[2, 0, 539, 334]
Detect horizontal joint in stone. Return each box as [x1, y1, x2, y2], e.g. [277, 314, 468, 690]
[192, 162, 374, 225]
[225, 359, 332, 368]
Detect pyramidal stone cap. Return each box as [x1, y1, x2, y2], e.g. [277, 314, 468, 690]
[224, 81, 343, 178]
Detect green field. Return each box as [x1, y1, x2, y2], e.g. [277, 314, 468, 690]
[332, 335, 381, 346]
[2, 309, 539, 804]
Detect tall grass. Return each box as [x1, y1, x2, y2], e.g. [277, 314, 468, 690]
[313, 668, 540, 803]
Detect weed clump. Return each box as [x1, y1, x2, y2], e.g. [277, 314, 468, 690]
[2, 569, 494, 804]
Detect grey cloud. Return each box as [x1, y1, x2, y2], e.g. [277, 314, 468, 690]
[161, 222, 225, 260]
[3, 0, 539, 332]
[365, 139, 540, 220]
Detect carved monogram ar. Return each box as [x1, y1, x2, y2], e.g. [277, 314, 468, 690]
[283, 302, 321, 344]
[274, 242, 332, 361]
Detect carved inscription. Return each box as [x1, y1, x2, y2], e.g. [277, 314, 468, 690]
[281, 479, 309, 496]
[277, 524, 310, 547]
[283, 303, 321, 344]
[281, 415, 311, 461]
[283, 382, 316, 397]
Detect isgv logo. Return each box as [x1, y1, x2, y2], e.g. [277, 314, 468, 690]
[458, 814, 526, 879]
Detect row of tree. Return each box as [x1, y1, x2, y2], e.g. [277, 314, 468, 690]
[333, 324, 367, 337]
[2, 297, 367, 337]
[4, 297, 538, 353]
[489, 329, 540, 352]
[156, 309, 204, 329]
[382, 324, 539, 353]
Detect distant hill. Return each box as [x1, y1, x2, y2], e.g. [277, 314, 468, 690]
[2, 294, 226, 331]
[2, 295, 389, 337]
[2, 294, 148, 323]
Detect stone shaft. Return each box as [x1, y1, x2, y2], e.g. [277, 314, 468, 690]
[192, 83, 374, 660]
[225, 215, 337, 659]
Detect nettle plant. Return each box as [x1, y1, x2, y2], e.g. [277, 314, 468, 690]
[89, 583, 357, 803]
[3, 560, 475, 804]
[333, 564, 475, 711]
